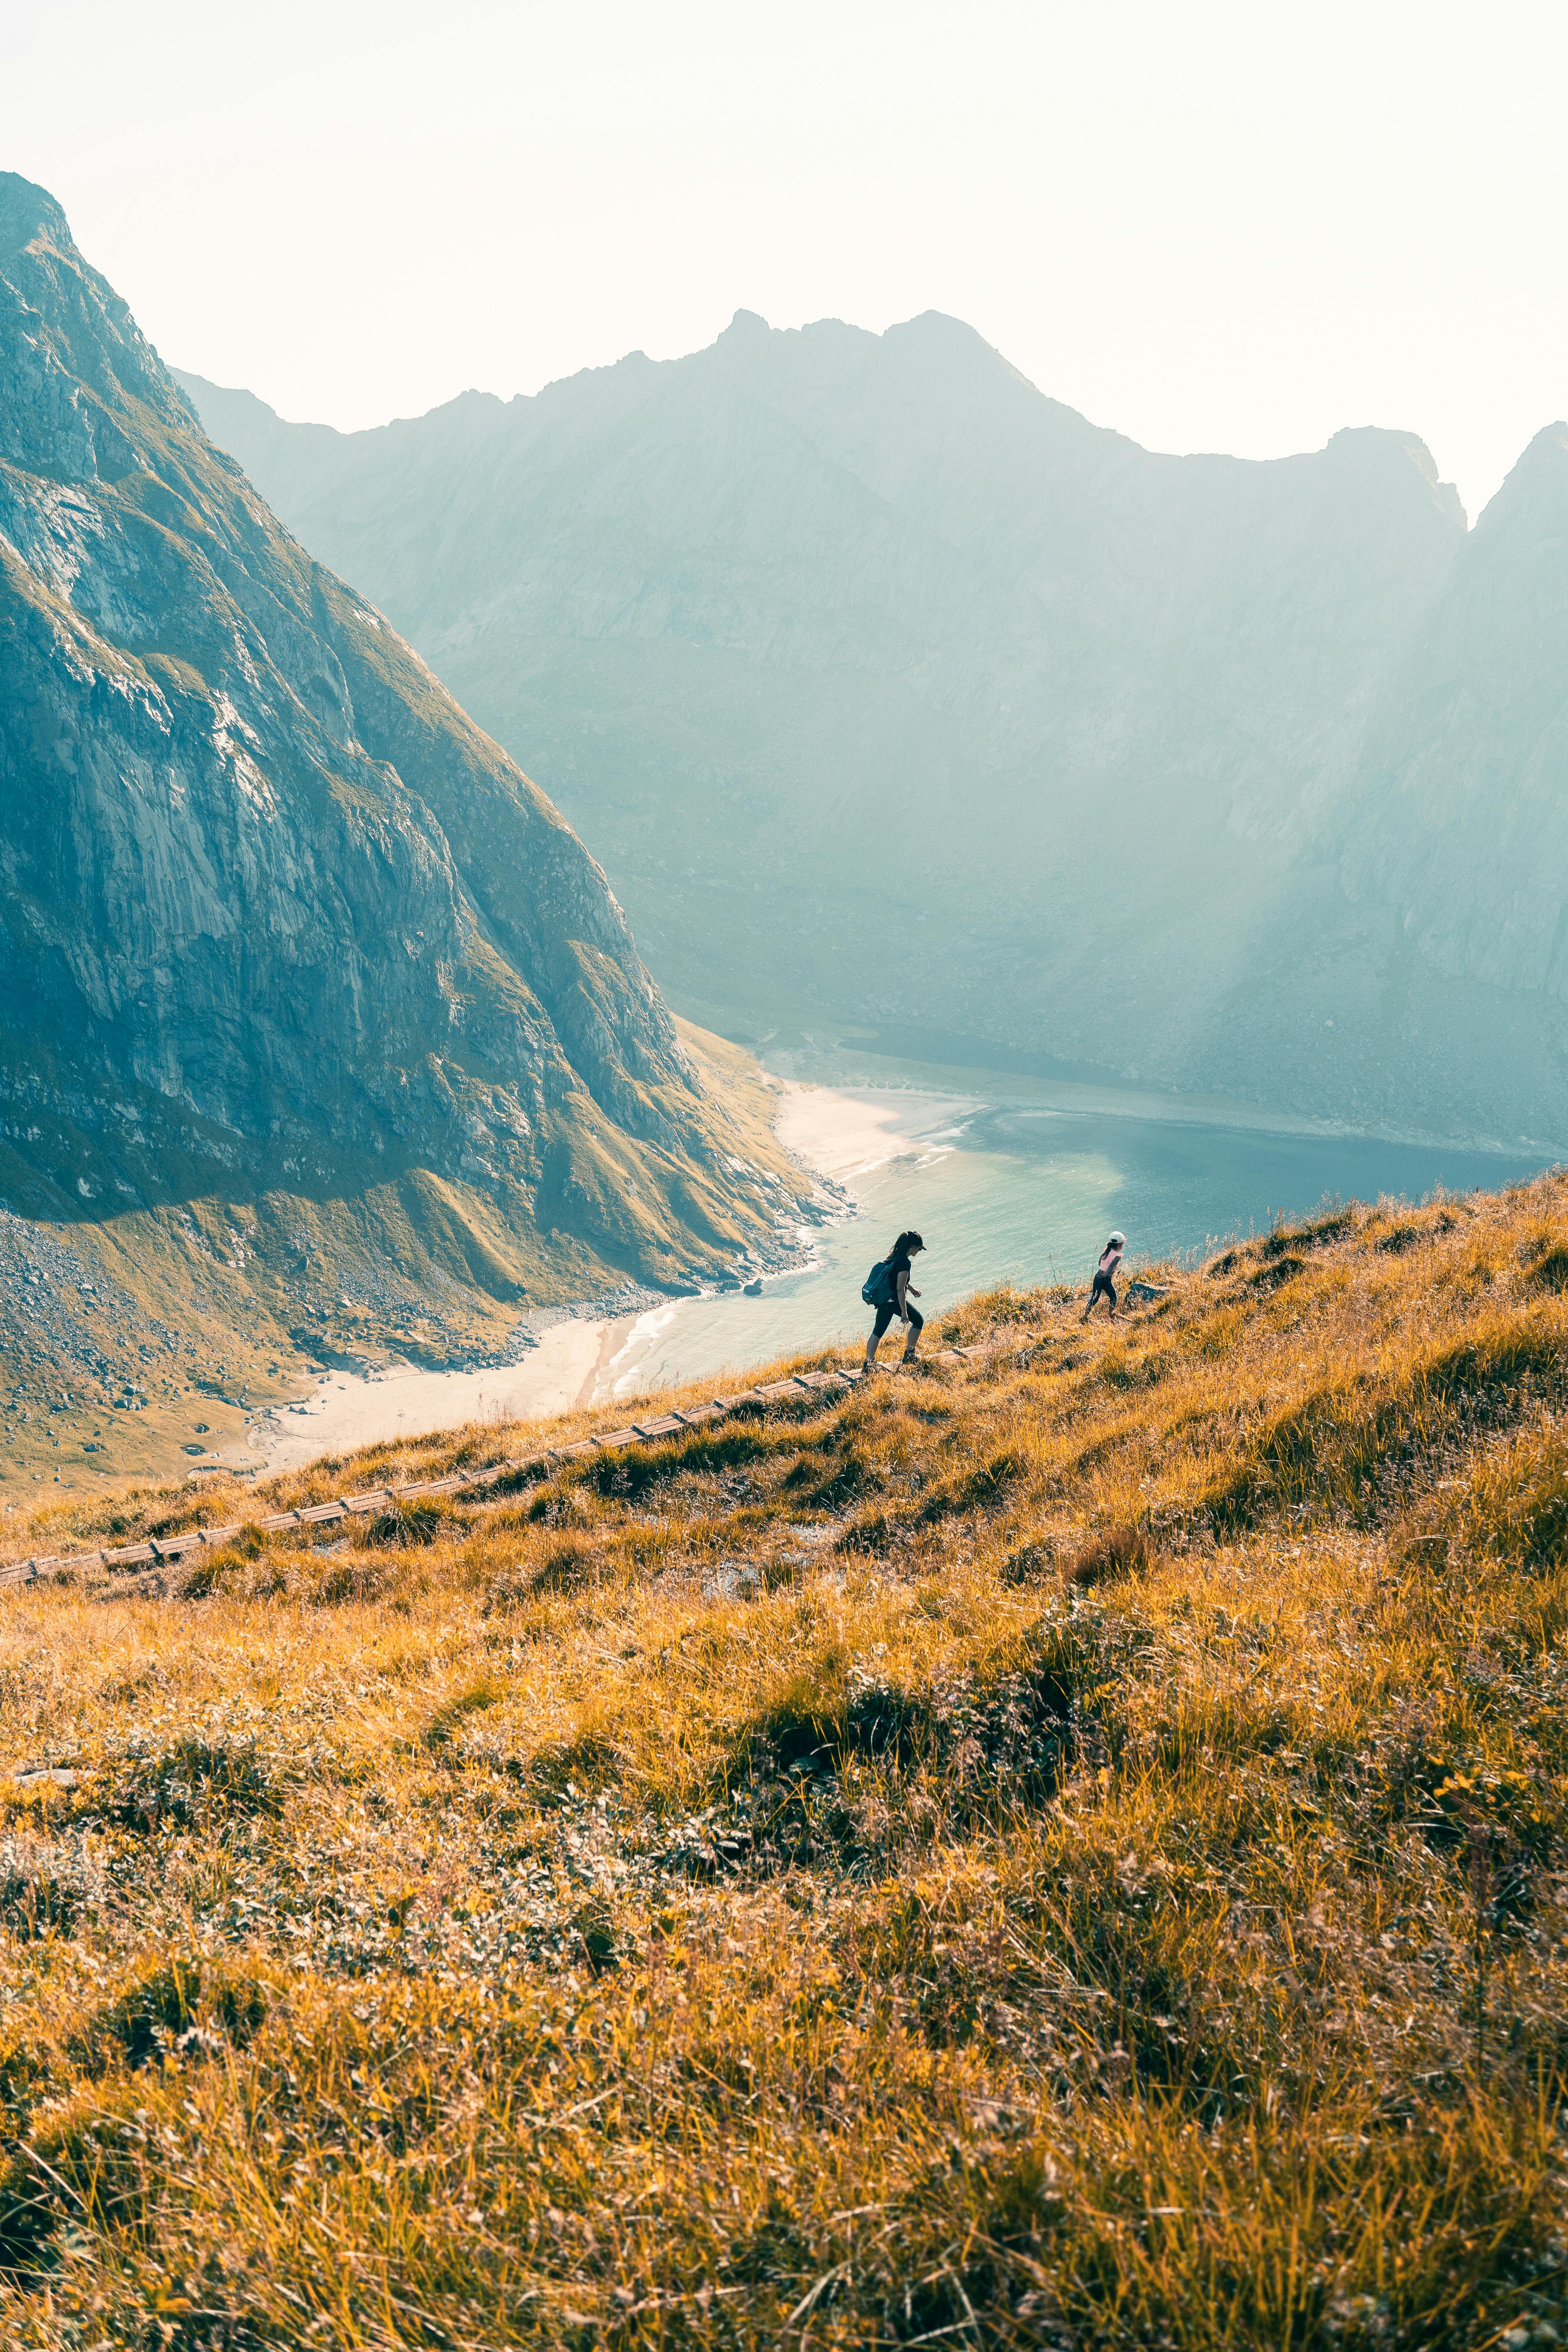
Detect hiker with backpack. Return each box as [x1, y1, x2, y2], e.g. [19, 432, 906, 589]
[862, 1230, 926, 1369]
[1082, 1230, 1125, 1321]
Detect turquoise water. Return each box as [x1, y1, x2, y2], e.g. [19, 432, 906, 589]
[600, 1086, 1551, 1399]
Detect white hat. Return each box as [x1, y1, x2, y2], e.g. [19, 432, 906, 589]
[1108, 1231, 1126, 1247]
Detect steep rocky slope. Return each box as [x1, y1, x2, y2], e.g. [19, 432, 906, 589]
[180, 316, 1568, 1145]
[0, 175, 817, 1482]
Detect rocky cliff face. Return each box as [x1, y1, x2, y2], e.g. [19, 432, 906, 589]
[0, 175, 810, 1407]
[181, 314, 1568, 1145]
[1339, 425, 1568, 1004]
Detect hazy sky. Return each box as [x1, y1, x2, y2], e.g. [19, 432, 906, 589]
[2, 0, 1563, 520]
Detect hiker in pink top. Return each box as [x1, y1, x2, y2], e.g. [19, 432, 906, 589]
[1082, 1230, 1125, 1321]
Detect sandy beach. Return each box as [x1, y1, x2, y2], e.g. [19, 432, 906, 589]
[250, 1079, 906, 1473]
[251, 1312, 628, 1476]
[773, 1080, 980, 1185]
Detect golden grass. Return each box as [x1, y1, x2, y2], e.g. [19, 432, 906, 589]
[0, 1176, 1565, 2347]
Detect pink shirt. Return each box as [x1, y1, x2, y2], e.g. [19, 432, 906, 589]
[1098, 1244, 1123, 1279]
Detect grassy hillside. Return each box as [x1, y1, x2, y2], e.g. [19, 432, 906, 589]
[0, 1176, 1565, 2345]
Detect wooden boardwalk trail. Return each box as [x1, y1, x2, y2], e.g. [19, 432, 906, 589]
[1, 1339, 1017, 1593]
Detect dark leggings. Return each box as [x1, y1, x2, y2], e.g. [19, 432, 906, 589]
[1087, 1271, 1116, 1312]
[872, 1300, 923, 1341]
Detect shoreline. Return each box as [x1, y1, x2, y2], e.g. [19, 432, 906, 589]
[249, 1311, 635, 1478]
[771, 1081, 983, 1185]
[760, 1044, 1568, 1161]
[247, 1066, 1555, 1474]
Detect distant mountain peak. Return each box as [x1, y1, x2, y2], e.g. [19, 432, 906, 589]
[1503, 417, 1568, 482]
[1471, 417, 1568, 537]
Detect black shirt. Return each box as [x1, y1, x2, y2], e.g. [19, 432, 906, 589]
[886, 1246, 913, 1296]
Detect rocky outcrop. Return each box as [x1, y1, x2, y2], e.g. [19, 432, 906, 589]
[0, 174, 808, 1361]
[181, 313, 1568, 1145]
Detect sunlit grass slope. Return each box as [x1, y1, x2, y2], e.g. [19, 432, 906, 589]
[1, 1176, 1566, 2347]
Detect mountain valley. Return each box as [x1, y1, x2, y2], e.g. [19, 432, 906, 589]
[180, 319, 1568, 1148]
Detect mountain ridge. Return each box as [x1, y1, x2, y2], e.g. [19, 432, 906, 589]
[176, 309, 1568, 1147]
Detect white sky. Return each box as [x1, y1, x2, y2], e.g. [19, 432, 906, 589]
[2, 0, 1564, 521]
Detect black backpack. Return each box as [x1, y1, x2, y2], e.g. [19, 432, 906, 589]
[861, 1258, 895, 1305]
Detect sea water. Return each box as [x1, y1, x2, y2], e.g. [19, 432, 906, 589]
[599, 1083, 1551, 1399]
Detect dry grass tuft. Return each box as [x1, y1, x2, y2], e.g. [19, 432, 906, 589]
[0, 1173, 1565, 2345]
[1065, 1522, 1158, 1587]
